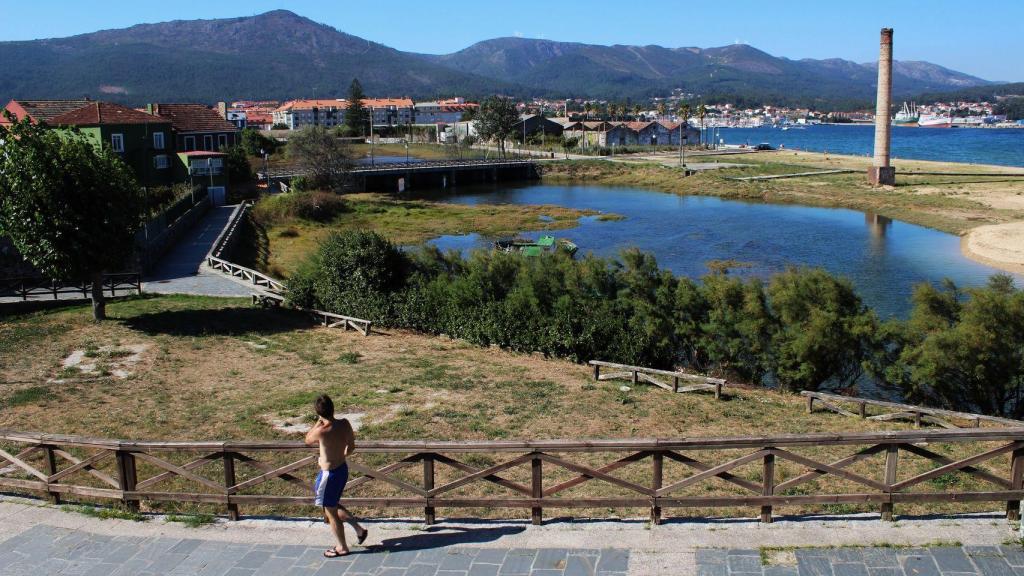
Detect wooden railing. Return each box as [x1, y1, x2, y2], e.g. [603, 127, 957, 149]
[589, 360, 727, 399]
[0, 273, 141, 301]
[803, 391, 1024, 429]
[207, 257, 287, 294]
[253, 293, 372, 336]
[4, 428, 1024, 525]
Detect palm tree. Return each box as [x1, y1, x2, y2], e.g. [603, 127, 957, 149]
[633, 104, 642, 120]
[677, 104, 692, 166]
[584, 102, 592, 121]
[657, 102, 667, 119]
[698, 103, 708, 148]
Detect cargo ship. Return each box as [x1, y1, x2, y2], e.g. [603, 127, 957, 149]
[918, 113, 953, 128]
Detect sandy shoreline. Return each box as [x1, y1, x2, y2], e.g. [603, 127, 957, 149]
[962, 224, 1024, 275]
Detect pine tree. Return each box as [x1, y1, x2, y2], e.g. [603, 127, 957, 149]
[345, 78, 369, 137]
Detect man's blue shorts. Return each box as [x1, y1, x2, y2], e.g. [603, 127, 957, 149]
[313, 462, 349, 508]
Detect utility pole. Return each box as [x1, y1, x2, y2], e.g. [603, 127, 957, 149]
[369, 106, 375, 167]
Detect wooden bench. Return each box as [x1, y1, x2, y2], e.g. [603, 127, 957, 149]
[588, 360, 726, 399]
[312, 310, 373, 336]
[801, 390, 1024, 429]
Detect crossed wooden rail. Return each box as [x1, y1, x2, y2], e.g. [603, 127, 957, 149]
[0, 273, 141, 301]
[589, 360, 727, 398]
[803, 391, 1024, 429]
[4, 428, 1024, 525]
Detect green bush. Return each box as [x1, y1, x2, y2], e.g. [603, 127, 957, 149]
[252, 191, 348, 227]
[288, 230, 883, 392]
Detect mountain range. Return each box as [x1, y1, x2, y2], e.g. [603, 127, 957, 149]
[0, 10, 994, 109]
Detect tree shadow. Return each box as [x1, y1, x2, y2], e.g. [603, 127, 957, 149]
[120, 305, 311, 337]
[365, 525, 526, 553]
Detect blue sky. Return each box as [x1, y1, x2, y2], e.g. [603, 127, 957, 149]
[2, 0, 1021, 81]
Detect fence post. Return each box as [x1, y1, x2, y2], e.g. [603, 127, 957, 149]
[632, 371, 639, 387]
[881, 444, 899, 521]
[531, 454, 543, 525]
[423, 455, 436, 525]
[43, 446, 61, 505]
[651, 451, 663, 525]
[859, 402, 867, 418]
[223, 452, 239, 521]
[673, 377, 679, 393]
[715, 382, 723, 400]
[806, 395, 815, 414]
[593, 363, 600, 381]
[1007, 445, 1024, 521]
[760, 451, 775, 523]
[116, 450, 140, 513]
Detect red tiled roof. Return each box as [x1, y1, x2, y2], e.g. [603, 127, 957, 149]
[50, 102, 168, 126]
[623, 121, 655, 131]
[274, 99, 349, 112]
[658, 120, 682, 130]
[150, 103, 237, 133]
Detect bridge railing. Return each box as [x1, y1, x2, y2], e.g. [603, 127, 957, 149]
[0, 273, 141, 301]
[2, 428, 1023, 525]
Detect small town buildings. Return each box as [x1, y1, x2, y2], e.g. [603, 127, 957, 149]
[598, 123, 635, 147]
[272, 99, 347, 130]
[365, 98, 414, 127]
[413, 100, 477, 124]
[147, 103, 240, 153]
[513, 114, 565, 140]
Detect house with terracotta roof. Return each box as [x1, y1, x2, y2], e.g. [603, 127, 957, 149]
[272, 99, 349, 130]
[45, 101, 177, 188]
[146, 103, 240, 153]
[413, 101, 478, 125]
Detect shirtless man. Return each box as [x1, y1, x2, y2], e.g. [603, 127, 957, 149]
[304, 394, 368, 557]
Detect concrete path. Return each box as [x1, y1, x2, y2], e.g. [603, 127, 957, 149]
[0, 497, 1020, 576]
[142, 205, 254, 298]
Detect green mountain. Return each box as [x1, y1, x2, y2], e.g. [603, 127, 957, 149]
[0, 10, 521, 105]
[0, 10, 995, 108]
[427, 38, 991, 107]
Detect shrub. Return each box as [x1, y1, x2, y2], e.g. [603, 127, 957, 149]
[252, 191, 348, 227]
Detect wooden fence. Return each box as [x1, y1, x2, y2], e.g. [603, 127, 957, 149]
[803, 391, 1024, 429]
[589, 360, 726, 398]
[0, 273, 141, 301]
[4, 428, 1024, 525]
[253, 293, 372, 336]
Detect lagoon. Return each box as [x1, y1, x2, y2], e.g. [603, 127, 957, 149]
[427, 183, 1020, 318]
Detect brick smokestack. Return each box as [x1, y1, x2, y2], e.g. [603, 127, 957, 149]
[868, 28, 896, 186]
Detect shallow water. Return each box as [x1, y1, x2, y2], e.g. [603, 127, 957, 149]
[426, 183, 1021, 318]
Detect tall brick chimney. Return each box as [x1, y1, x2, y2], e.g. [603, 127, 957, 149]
[868, 28, 896, 186]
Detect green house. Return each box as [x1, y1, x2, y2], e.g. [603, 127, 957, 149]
[47, 101, 177, 189]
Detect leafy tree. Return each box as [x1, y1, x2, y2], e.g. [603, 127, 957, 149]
[0, 115, 143, 320]
[877, 276, 1024, 418]
[225, 145, 253, 183]
[766, 268, 877, 392]
[475, 96, 519, 158]
[287, 126, 352, 191]
[271, 123, 290, 130]
[994, 97, 1024, 121]
[560, 136, 579, 158]
[240, 128, 278, 156]
[697, 103, 708, 147]
[344, 78, 369, 137]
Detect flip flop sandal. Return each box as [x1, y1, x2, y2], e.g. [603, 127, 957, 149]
[324, 548, 349, 558]
[358, 528, 369, 545]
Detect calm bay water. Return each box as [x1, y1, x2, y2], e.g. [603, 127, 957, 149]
[716, 124, 1024, 167]
[427, 183, 1021, 318]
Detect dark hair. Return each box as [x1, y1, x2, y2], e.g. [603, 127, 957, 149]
[314, 394, 334, 419]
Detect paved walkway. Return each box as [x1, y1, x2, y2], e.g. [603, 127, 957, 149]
[142, 205, 254, 298]
[0, 497, 1020, 576]
[696, 546, 1024, 576]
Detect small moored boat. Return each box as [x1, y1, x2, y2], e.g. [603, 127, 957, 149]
[495, 235, 578, 257]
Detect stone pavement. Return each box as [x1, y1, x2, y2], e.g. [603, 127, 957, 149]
[1, 497, 1021, 576]
[0, 525, 628, 576]
[695, 545, 1024, 576]
[142, 204, 254, 298]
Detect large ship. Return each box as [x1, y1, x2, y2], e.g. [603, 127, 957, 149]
[893, 102, 918, 126]
[918, 113, 953, 128]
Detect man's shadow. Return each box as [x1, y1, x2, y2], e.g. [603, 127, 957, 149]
[365, 525, 525, 553]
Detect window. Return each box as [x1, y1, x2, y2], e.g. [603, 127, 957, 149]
[203, 135, 213, 151]
[153, 155, 169, 170]
[111, 133, 124, 153]
[184, 136, 195, 152]
[153, 132, 165, 150]
[217, 134, 228, 150]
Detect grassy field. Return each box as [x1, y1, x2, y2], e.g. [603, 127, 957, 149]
[0, 295, 1014, 521]
[250, 193, 612, 277]
[543, 154, 1024, 235]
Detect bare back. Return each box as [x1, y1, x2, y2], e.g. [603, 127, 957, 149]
[315, 418, 354, 471]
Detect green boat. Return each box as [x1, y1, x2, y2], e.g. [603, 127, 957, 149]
[495, 235, 578, 257]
